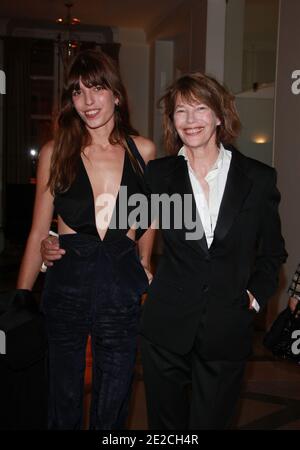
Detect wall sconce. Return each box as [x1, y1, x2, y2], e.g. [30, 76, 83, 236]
[252, 134, 270, 144]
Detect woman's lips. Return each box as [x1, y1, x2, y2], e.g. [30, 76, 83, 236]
[184, 127, 204, 135]
[84, 109, 100, 119]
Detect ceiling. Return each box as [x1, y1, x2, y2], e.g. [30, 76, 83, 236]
[0, 0, 185, 33]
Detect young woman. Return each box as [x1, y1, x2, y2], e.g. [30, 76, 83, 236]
[17, 49, 155, 430]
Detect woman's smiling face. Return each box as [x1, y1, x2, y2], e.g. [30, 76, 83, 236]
[173, 94, 221, 151]
[72, 79, 118, 131]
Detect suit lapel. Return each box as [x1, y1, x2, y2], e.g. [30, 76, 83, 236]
[167, 156, 209, 255]
[165, 150, 252, 255]
[211, 150, 252, 249]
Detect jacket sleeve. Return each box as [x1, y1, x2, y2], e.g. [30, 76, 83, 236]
[247, 169, 288, 309]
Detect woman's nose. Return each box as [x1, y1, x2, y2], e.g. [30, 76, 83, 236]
[84, 91, 93, 106]
[186, 111, 195, 123]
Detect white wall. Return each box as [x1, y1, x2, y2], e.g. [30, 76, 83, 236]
[116, 28, 150, 138]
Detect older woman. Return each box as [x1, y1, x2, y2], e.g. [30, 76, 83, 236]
[140, 72, 287, 429]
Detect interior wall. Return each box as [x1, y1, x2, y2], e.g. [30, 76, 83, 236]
[147, 0, 207, 153]
[224, 0, 245, 93]
[273, 0, 300, 317]
[116, 28, 149, 137]
[147, 0, 207, 74]
[224, 0, 278, 171]
[242, 0, 279, 91]
[152, 41, 174, 156]
[236, 97, 274, 165]
[205, 0, 226, 82]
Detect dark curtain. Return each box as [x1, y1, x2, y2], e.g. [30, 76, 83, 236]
[4, 37, 32, 184]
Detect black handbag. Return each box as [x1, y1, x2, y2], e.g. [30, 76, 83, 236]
[263, 302, 300, 363]
[0, 290, 48, 429]
[0, 289, 47, 370]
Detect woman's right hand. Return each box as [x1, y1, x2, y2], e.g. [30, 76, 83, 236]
[289, 296, 300, 317]
[40, 236, 66, 267]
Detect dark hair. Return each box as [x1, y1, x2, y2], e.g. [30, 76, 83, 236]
[48, 49, 138, 193]
[159, 72, 241, 154]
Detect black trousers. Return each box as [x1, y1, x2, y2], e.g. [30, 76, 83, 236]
[42, 233, 148, 430]
[140, 335, 245, 430]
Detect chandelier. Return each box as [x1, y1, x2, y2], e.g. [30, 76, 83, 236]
[56, 2, 81, 73]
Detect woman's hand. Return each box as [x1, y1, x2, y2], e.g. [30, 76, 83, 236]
[142, 264, 153, 285]
[289, 296, 300, 317]
[40, 236, 66, 267]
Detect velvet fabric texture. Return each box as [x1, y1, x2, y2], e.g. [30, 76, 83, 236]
[41, 233, 148, 430]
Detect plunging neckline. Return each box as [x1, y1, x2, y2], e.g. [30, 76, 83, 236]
[80, 149, 127, 242]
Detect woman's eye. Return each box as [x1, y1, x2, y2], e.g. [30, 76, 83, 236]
[196, 106, 206, 111]
[72, 90, 81, 97]
[94, 85, 103, 91]
[175, 109, 185, 113]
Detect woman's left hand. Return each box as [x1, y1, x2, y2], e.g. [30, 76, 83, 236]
[289, 296, 300, 317]
[142, 265, 153, 285]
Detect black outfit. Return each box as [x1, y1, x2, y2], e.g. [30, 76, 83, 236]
[0, 290, 47, 430]
[42, 137, 149, 430]
[140, 147, 287, 429]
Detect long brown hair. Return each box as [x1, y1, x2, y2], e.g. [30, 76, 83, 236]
[48, 49, 139, 193]
[159, 72, 241, 155]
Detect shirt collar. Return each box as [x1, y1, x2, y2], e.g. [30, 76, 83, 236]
[178, 144, 225, 175]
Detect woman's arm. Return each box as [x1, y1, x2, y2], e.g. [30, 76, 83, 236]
[133, 136, 157, 281]
[17, 141, 55, 290]
[288, 263, 300, 313]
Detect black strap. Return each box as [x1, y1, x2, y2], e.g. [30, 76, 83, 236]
[125, 136, 146, 171]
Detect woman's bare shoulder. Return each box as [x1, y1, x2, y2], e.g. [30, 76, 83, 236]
[131, 135, 156, 164]
[39, 140, 54, 159]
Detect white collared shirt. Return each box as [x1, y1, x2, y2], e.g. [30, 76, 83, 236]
[178, 144, 260, 312]
[178, 143, 231, 248]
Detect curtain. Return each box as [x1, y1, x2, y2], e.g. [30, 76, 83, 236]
[4, 37, 32, 184]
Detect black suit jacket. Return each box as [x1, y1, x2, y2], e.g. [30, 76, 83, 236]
[140, 148, 287, 360]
